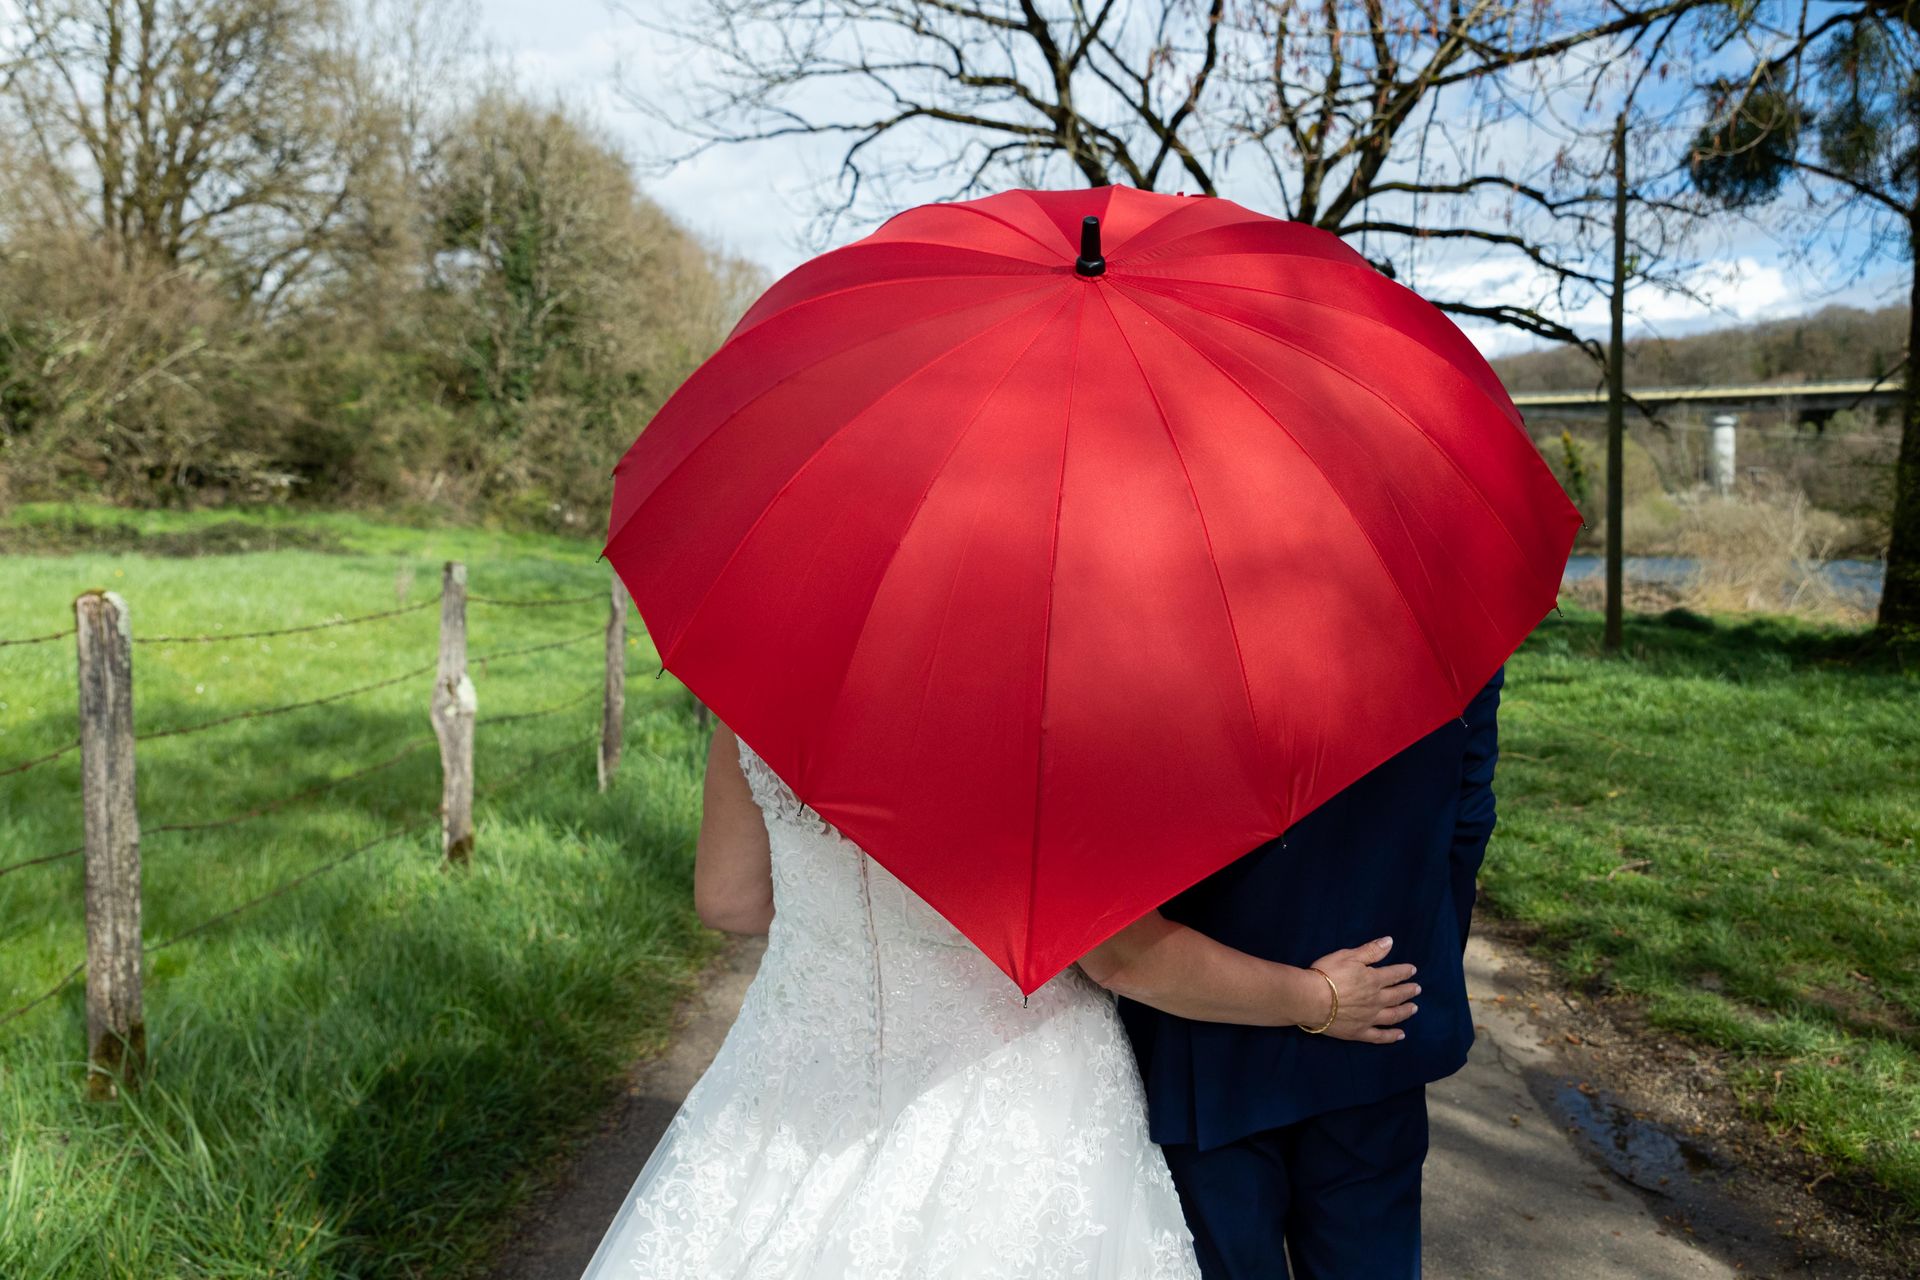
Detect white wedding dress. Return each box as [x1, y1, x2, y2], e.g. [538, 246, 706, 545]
[578, 734, 1201, 1279]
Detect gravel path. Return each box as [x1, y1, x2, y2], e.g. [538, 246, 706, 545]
[489, 933, 1826, 1279]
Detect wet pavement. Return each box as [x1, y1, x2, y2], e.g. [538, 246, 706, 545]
[1423, 934, 1890, 1279]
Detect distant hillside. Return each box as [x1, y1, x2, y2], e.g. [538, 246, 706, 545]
[1489, 304, 1907, 392]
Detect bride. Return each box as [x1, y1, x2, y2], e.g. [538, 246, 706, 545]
[578, 721, 1420, 1279]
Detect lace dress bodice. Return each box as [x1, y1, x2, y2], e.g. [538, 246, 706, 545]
[734, 734, 1116, 1066]
[577, 733, 1199, 1280]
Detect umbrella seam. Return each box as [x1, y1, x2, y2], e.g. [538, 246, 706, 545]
[1094, 285, 1275, 822]
[1111, 283, 1458, 699]
[1121, 219, 1368, 272]
[727, 256, 1058, 344]
[610, 281, 1058, 549]
[1120, 270, 1522, 428]
[799, 288, 1079, 805]
[1119, 276, 1537, 576]
[652, 288, 1069, 676]
[955, 196, 1083, 256]
[1023, 287, 1089, 991]
[1111, 206, 1273, 265]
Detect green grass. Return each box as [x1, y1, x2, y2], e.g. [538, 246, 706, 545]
[6, 501, 1918, 1261]
[1, 502, 719, 1278]
[1491, 606, 1920, 1223]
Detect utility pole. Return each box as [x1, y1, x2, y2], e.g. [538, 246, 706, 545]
[1605, 112, 1628, 653]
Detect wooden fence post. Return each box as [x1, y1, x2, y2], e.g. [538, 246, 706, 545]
[599, 573, 628, 791]
[75, 589, 143, 1100]
[431, 562, 476, 864]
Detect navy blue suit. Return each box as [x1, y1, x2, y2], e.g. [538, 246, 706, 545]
[1118, 667, 1504, 1279]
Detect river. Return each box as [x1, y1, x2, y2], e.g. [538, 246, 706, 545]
[1561, 556, 1885, 610]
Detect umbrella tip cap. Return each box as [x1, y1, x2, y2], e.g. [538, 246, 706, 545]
[1075, 216, 1105, 277]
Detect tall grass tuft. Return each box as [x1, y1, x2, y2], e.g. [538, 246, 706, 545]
[1673, 480, 1869, 620]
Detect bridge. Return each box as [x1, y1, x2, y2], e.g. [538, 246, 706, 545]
[1509, 378, 1895, 428]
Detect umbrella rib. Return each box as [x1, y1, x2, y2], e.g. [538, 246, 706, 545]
[728, 257, 1059, 344]
[609, 281, 1057, 551]
[1118, 278, 1536, 580]
[1107, 203, 1263, 264]
[657, 288, 1073, 678]
[805, 290, 1079, 811]
[1095, 286, 1272, 810]
[1022, 287, 1090, 989]
[1119, 270, 1519, 427]
[1113, 285, 1459, 696]
[1117, 214, 1363, 270]
[949, 198, 1079, 258]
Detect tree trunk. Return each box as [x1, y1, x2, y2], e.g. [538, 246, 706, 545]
[1878, 203, 1920, 637]
[1605, 114, 1628, 652]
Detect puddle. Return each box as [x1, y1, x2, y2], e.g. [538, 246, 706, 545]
[1542, 1078, 1845, 1272]
[1550, 1080, 1723, 1196]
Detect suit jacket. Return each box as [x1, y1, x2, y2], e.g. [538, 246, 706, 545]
[1117, 666, 1504, 1152]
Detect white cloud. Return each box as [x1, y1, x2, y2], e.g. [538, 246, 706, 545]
[1437, 251, 1900, 360]
[478, 0, 1903, 350]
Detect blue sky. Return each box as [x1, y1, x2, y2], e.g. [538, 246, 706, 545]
[479, 0, 1903, 360]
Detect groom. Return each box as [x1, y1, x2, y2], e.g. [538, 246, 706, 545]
[1117, 666, 1506, 1280]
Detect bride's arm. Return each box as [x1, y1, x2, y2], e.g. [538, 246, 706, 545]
[693, 723, 775, 935]
[1078, 915, 1417, 1044]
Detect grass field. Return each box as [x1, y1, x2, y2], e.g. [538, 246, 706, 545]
[0, 503, 718, 1278]
[2, 502, 1916, 1270]
[1489, 607, 1920, 1224]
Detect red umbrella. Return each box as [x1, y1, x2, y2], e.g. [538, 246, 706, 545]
[604, 186, 1579, 995]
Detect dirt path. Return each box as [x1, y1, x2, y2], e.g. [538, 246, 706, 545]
[488, 932, 1895, 1280]
[484, 937, 765, 1280]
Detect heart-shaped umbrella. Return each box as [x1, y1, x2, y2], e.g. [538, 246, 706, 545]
[605, 185, 1579, 994]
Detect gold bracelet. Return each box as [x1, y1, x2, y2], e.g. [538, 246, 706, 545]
[1296, 966, 1338, 1034]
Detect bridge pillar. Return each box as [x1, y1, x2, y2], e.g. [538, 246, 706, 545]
[1710, 413, 1738, 495]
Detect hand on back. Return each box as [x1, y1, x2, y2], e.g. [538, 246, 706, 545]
[1308, 936, 1420, 1044]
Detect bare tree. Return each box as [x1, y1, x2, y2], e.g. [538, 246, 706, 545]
[0, 0, 393, 302]
[616, 0, 1716, 348]
[1687, 1, 1920, 638]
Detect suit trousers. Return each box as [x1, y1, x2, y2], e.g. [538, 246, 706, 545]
[1158, 1084, 1429, 1280]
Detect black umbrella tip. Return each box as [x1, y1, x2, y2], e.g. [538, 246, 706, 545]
[1075, 216, 1105, 277]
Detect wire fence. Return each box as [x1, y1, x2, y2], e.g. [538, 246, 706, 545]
[0, 564, 690, 1091]
[0, 625, 76, 648]
[469, 591, 606, 609]
[132, 595, 443, 645]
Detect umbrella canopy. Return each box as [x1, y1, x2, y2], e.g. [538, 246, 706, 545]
[605, 185, 1580, 994]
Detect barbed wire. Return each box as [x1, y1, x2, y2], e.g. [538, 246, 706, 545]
[477, 730, 599, 797]
[0, 738, 435, 882]
[2, 726, 599, 1032]
[134, 596, 442, 645]
[0, 740, 82, 779]
[0, 626, 76, 649]
[0, 579, 619, 1032]
[145, 729, 597, 954]
[0, 843, 84, 879]
[0, 960, 85, 1031]
[144, 815, 438, 956]
[476, 687, 600, 727]
[145, 736, 437, 837]
[469, 591, 604, 609]
[471, 628, 601, 668]
[2, 626, 607, 778]
[137, 660, 439, 744]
